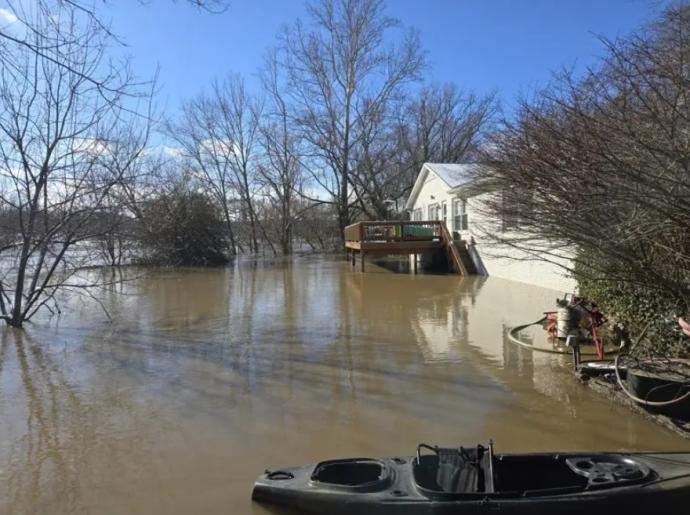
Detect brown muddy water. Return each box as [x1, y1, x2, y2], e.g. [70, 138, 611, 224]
[0, 255, 688, 515]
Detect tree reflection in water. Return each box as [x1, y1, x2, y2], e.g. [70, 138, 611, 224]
[0, 258, 686, 515]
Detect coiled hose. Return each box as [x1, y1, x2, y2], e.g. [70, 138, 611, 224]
[507, 317, 608, 356]
[510, 319, 690, 407]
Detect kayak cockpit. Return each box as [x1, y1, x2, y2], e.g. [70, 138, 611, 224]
[309, 458, 392, 492]
[413, 444, 493, 495]
[493, 454, 652, 495]
[413, 443, 653, 499]
[492, 454, 588, 495]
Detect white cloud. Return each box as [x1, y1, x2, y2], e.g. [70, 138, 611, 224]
[139, 145, 187, 159]
[74, 137, 110, 157]
[302, 184, 330, 202]
[161, 146, 185, 158]
[200, 138, 238, 156]
[0, 8, 18, 25]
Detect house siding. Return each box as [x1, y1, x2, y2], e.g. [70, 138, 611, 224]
[407, 166, 576, 293]
[463, 192, 576, 293]
[408, 169, 456, 231]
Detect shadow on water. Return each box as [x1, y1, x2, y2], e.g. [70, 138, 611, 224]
[367, 254, 453, 275]
[0, 255, 688, 514]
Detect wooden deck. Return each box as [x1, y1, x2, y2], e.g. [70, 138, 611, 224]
[344, 221, 473, 274]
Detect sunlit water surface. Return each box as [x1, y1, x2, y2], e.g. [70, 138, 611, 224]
[0, 255, 687, 514]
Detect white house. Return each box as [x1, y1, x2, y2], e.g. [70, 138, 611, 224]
[404, 162, 576, 293]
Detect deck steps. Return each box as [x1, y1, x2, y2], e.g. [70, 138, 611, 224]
[453, 241, 477, 275]
[438, 223, 473, 275]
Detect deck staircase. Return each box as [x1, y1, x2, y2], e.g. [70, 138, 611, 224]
[439, 224, 476, 275]
[453, 241, 478, 275]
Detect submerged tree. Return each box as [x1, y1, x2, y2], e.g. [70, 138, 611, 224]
[138, 171, 228, 267]
[257, 50, 306, 255]
[169, 75, 275, 255]
[0, 3, 150, 327]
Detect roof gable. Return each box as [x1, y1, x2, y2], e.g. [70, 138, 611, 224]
[405, 162, 484, 210]
[425, 163, 478, 188]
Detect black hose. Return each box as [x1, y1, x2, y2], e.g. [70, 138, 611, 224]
[613, 354, 690, 407]
[507, 317, 609, 356]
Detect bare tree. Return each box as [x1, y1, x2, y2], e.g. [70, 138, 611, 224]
[0, 3, 150, 327]
[169, 75, 275, 255]
[397, 84, 497, 189]
[0, 1, 230, 81]
[94, 129, 161, 266]
[281, 0, 424, 237]
[475, 5, 690, 353]
[292, 201, 340, 251]
[256, 50, 307, 255]
[217, 77, 267, 254]
[169, 87, 240, 255]
[347, 95, 399, 219]
[345, 83, 496, 219]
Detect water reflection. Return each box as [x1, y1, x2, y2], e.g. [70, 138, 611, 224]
[0, 329, 157, 514]
[0, 256, 687, 515]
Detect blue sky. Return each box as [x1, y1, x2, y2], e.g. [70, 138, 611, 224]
[100, 0, 669, 117]
[2, 0, 672, 116]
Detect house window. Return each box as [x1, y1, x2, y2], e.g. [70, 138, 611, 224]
[412, 208, 422, 221]
[453, 198, 468, 231]
[441, 202, 448, 225]
[428, 203, 439, 220]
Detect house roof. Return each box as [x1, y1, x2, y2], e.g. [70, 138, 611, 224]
[425, 163, 479, 188]
[405, 162, 486, 210]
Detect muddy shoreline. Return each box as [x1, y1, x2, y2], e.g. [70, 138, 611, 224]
[582, 374, 690, 440]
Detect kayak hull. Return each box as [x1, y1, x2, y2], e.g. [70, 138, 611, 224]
[252, 451, 690, 515]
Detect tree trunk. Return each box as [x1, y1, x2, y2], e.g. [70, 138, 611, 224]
[222, 203, 237, 256]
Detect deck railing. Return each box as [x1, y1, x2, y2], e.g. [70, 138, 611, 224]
[344, 221, 442, 242]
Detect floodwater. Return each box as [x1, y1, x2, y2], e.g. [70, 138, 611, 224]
[0, 255, 687, 515]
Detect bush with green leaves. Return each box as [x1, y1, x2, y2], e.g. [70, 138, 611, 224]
[139, 189, 229, 267]
[574, 259, 689, 358]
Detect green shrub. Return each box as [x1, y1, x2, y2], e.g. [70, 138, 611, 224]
[139, 190, 228, 267]
[575, 264, 689, 358]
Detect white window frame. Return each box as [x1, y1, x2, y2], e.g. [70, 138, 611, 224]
[453, 198, 468, 231]
[428, 203, 439, 220]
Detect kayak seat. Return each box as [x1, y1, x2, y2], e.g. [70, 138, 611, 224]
[414, 447, 486, 494]
[436, 448, 480, 493]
